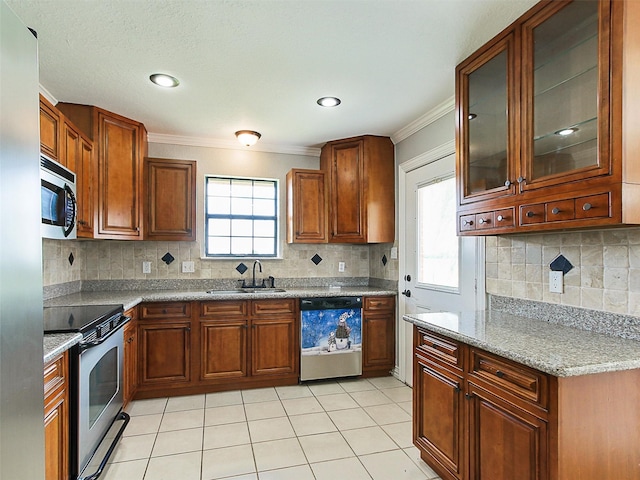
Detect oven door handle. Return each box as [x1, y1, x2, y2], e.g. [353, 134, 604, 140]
[79, 316, 131, 352]
[78, 411, 130, 480]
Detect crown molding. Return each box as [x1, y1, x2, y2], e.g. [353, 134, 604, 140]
[39, 85, 57, 105]
[147, 133, 321, 157]
[391, 96, 455, 144]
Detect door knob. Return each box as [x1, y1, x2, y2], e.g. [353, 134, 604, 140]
[401, 290, 412, 297]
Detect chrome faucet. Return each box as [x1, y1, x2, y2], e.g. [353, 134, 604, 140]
[252, 260, 262, 288]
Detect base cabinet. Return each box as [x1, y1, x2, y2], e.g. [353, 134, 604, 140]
[123, 307, 138, 408]
[413, 326, 640, 480]
[44, 352, 69, 480]
[362, 296, 396, 377]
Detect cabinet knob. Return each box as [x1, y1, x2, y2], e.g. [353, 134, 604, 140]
[431, 343, 438, 349]
[496, 370, 505, 378]
[583, 203, 592, 211]
[497, 215, 504, 222]
[517, 176, 526, 184]
[465, 393, 474, 400]
[454, 385, 461, 393]
[478, 218, 489, 225]
[552, 207, 560, 215]
[504, 180, 512, 188]
[526, 211, 535, 218]
[463, 220, 474, 226]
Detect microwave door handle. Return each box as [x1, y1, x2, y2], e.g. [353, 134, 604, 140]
[63, 184, 76, 237]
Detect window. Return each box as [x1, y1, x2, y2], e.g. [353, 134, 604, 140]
[205, 176, 278, 257]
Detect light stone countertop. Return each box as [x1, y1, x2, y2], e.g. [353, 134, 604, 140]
[43, 333, 83, 364]
[43, 287, 397, 360]
[403, 310, 640, 377]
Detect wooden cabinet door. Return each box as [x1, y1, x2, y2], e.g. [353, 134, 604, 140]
[362, 312, 395, 375]
[76, 136, 95, 237]
[97, 111, 144, 239]
[139, 321, 191, 385]
[326, 139, 366, 243]
[44, 353, 68, 480]
[467, 382, 548, 480]
[200, 319, 248, 380]
[145, 158, 196, 241]
[251, 316, 297, 376]
[123, 313, 138, 407]
[40, 95, 61, 161]
[414, 355, 465, 480]
[61, 120, 80, 173]
[286, 169, 327, 243]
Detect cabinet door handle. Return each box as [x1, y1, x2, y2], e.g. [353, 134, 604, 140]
[552, 207, 560, 215]
[504, 180, 512, 188]
[431, 343, 438, 349]
[465, 393, 474, 400]
[495, 370, 505, 378]
[454, 385, 461, 393]
[517, 176, 526, 184]
[185, 327, 191, 332]
[526, 211, 535, 218]
[583, 202, 592, 211]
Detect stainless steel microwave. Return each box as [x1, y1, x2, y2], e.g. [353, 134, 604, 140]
[40, 155, 77, 239]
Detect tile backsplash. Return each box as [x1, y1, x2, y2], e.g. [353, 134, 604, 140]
[486, 228, 640, 316]
[43, 239, 398, 289]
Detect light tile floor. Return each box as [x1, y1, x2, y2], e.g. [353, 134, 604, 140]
[104, 376, 442, 480]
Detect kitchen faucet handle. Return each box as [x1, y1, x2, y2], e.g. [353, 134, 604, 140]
[268, 276, 275, 288]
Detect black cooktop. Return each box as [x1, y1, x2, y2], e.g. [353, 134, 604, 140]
[43, 304, 124, 334]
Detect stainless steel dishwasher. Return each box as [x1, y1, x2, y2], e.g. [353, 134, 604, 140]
[300, 297, 362, 381]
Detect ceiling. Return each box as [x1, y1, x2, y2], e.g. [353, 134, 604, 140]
[7, 0, 538, 155]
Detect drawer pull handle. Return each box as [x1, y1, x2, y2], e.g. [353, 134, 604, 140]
[496, 370, 505, 378]
[463, 219, 473, 226]
[497, 215, 504, 222]
[552, 207, 560, 215]
[431, 343, 438, 349]
[478, 218, 489, 225]
[526, 211, 535, 218]
[583, 203, 592, 211]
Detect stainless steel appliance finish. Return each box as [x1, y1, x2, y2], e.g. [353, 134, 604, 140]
[0, 3, 44, 478]
[300, 297, 363, 381]
[41, 154, 77, 239]
[44, 304, 130, 480]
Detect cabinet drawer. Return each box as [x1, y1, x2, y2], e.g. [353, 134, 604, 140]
[545, 199, 575, 222]
[575, 192, 610, 219]
[44, 354, 66, 395]
[475, 211, 494, 230]
[459, 214, 476, 232]
[469, 349, 548, 409]
[140, 302, 191, 319]
[494, 208, 515, 228]
[252, 299, 296, 316]
[364, 296, 395, 311]
[415, 328, 462, 368]
[201, 300, 248, 319]
[520, 203, 545, 224]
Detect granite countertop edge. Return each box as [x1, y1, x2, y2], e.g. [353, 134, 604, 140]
[44, 287, 396, 360]
[403, 313, 640, 377]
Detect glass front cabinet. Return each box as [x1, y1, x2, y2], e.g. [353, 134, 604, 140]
[456, 0, 640, 235]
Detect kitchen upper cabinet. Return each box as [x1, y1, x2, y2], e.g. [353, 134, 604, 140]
[286, 169, 327, 244]
[57, 103, 147, 239]
[145, 157, 196, 241]
[40, 95, 61, 162]
[44, 352, 69, 480]
[362, 296, 396, 377]
[320, 135, 395, 243]
[456, 0, 640, 235]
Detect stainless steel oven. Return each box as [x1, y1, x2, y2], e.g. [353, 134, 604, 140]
[44, 304, 130, 480]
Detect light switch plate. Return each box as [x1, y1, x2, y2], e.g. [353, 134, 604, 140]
[182, 261, 195, 273]
[549, 271, 563, 293]
[390, 247, 398, 259]
[338, 261, 345, 272]
[142, 261, 151, 274]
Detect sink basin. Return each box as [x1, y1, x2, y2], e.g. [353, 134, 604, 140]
[206, 288, 286, 294]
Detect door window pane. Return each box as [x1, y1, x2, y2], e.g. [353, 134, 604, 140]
[417, 177, 459, 289]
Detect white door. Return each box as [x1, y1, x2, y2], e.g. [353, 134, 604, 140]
[398, 151, 485, 385]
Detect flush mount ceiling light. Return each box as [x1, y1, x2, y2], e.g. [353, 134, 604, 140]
[555, 127, 579, 136]
[317, 96, 341, 107]
[235, 130, 262, 146]
[149, 73, 180, 88]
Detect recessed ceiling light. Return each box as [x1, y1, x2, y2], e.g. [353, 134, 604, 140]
[555, 127, 578, 136]
[317, 96, 341, 107]
[149, 73, 180, 88]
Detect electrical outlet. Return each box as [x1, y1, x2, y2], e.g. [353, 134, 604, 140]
[142, 261, 151, 274]
[390, 247, 398, 259]
[338, 261, 346, 272]
[549, 271, 563, 293]
[182, 261, 195, 273]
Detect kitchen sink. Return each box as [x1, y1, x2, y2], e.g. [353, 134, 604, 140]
[205, 288, 286, 294]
